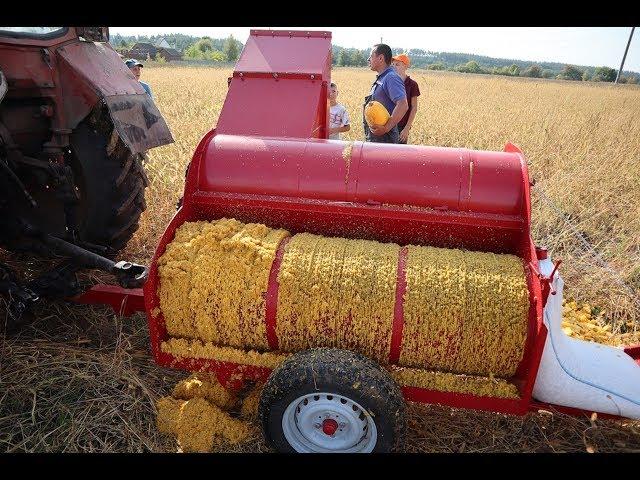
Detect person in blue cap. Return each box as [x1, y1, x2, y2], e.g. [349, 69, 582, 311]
[125, 59, 153, 99]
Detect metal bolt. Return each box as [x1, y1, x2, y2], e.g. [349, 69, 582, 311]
[322, 419, 339, 436]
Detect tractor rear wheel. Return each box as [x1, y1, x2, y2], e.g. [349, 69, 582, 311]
[69, 110, 148, 255]
[1, 108, 148, 258]
[258, 348, 406, 453]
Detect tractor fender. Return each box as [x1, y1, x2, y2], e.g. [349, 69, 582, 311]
[56, 41, 173, 154]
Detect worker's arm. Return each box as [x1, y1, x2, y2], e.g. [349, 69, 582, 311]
[330, 109, 351, 136]
[329, 125, 351, 135]
[370, 97, 408, 136]
[399, 96, 419, 142]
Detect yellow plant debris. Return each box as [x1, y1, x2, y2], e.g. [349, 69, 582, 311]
[161, 338, 290, 369]
[240, 383, 264, 421]
[172, 372, 238, 410]
[389, 366, 520, 399]
[276, 232, 399, 362]
[156, 396, 252, 452]
[158, 218, 531, 381]
[402, 245, 529, 378]
[342, 142, 353, 184]
[157, 218, 289, 349]
[156, 397, 183, 435]
[562, 299, 640, 346]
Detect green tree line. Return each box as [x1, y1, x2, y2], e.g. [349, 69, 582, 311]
[330, 45, 639, 83]
[443, 61, 636, 83]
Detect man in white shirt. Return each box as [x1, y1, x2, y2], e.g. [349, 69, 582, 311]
[328, 82, 350, 140]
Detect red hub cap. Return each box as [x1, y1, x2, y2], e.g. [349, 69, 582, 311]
[322, 418, 339, 436]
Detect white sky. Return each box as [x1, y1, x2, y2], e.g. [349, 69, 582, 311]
[110, 27, 640, 72]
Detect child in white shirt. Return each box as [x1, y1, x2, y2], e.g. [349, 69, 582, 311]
[328, 82, 351, 140]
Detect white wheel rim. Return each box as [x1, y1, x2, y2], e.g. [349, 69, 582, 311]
[282, 392, 378, 453]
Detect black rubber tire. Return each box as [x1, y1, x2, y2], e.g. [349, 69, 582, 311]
[258, 348, 406, 453]
[69, 110, 148, 256]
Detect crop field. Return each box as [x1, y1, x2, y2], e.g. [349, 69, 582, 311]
[134, 66, 640, 325]
[1, 65, 639, 452]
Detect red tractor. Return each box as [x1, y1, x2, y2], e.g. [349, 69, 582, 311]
[0, 27, 173, 322]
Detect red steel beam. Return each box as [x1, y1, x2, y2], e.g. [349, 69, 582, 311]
[72, 284, 145, 317]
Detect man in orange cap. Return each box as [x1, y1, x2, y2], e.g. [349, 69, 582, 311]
[392, 53, 421, 144]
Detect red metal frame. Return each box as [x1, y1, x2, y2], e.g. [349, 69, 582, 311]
[72, 284, 144, 317]
[404, 387, 526, 415]
[265, 237, 291, 350]
[389, 247, 408, 364]
[216, 30, 331, 140]
[142, 127, 543, 412]
[142, 30, 550, 417]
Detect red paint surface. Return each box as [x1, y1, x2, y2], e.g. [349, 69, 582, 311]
[265, 236, 291, 350]
[389, 246, 408, 364]
[624, 344, 640, 366]
[72, 284, 144, 317]
[141, 129, 543, 415]
[216, 30, 331, 139]
[322, 419, 339, 436]
[402, 386, 527, 415]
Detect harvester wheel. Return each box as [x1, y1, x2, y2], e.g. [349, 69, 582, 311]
[68, 110, 148, 256]
[258, 348, 406, 453]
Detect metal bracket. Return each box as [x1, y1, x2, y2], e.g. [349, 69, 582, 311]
[534, 258, 562, 307]
[41, 48, 52, 69]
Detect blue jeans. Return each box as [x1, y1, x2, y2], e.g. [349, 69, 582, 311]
[364, 123, 400, 144]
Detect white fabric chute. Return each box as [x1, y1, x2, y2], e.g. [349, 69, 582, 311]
[532, 257, 640, 419]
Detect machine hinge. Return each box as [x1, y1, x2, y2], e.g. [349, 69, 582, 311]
[535, 259, 562, 307]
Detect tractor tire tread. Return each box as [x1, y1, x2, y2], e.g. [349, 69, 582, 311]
[69, 107, 149, 256]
